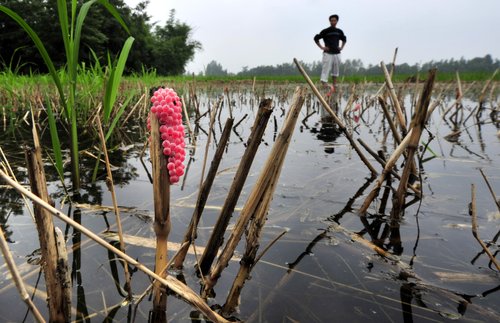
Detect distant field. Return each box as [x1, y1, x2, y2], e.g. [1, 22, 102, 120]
[163, 70, 499, 83]
[1, 70, 498, 90]
[1, 70, 497, 114]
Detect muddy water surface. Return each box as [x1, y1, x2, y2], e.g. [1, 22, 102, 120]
[1, 84, 499, 322]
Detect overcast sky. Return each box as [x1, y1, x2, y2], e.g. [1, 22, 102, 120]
[125, 0, 500, 74]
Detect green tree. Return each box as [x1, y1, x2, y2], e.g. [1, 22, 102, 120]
[0, 2, 201, 75]
[205, 60, 227, 76]
[151, 9, 201, 75]
[0, 0, 53, 70]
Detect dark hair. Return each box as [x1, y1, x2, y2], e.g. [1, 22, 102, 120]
[329, 14, 339, 21]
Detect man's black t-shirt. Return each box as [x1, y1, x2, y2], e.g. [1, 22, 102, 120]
[314, 27, 347, 54]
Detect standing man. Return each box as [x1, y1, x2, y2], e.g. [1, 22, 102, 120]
[314, 14, 346, 93]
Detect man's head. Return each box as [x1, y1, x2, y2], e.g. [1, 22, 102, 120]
[329, 14, 339, 27]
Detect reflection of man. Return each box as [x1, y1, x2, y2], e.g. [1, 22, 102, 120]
[314, 14, 346, 93]
[312, 119, 341, 154]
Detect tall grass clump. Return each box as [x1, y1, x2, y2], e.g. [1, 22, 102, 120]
[0, 0, 134, 190]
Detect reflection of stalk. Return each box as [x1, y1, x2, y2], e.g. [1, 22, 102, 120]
[199, 99, 273, 275]
[71, 208, 88, 322]
[96, 116, 132, 300]
[0, 225, 45, 323]
[400, 283, 414, 323]
[327, 176, 375, 223]
[149, 112, 170, 320]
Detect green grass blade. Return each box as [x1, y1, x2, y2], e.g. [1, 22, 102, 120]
[56, 0, 71, 62]
[73, 0, 98, 81]
[45, 96, 64, 178]
[103, 36, 135, 123]
[421, 140, 439, 158]
[105, 91, 135, 141]
[0, 5, 68, 115]
[97, 0, 130, 34]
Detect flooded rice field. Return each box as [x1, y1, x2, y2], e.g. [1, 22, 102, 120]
[1, 82, 499, 322]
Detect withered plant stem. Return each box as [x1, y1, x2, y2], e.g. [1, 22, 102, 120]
[25, 119, 69, 322]
[0, 147, 34, 221]
[198, 98, 221, 194]
[381, 61, 407, 135]
[391, 68, 436, 222]
[223, 89, 305, 314]
[0, 170, 229, 323]
[199, 99, 273, 275]
[96, 116, 132, 300]
[478, 68, 498, 107]
[149, 113, 171, 318]
[478, 169, 500, 213]
[358, 129, 414, 215]
[378, 96, 402, 144]
[174, 117, 234, 269]
[181, 95, 194, 140]
[342, 83, 357, 119]
[470, 184, 500, 271]
[205, 87, 305, 306]
[122, 93, 145, 125]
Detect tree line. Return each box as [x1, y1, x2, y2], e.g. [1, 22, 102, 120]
[0, 0, 200, 75]
[205, 55, 500, 77]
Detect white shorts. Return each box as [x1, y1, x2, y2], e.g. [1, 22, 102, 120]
[321, 52, 341, 82]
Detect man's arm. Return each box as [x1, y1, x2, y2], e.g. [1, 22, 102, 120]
[339, 40, 345, 52]
[314, 33, 329, 52]
[339, 32, 347, 52]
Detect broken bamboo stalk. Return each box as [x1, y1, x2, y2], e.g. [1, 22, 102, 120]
[391, 68, 436, 222]
[222, 89, 304, 314]
[382, 48, 399, 102]
[199, 99, 273, 275]
[478, 68, 498, 108]
[442, 72, 464, 119]
[357, 138, 421, 197]
[479, 168, 500, 213]
[0, 169, 229, 323]
[358, 128, 414, 215]
[294, 58, 377, 176]
[202, 86, 306, 300]
[96, 116, 132, 300]
[174, 117, 234, 269]
[378, 96, 402, 144]
[54, 227, 71, 320]
[381, 61, 407, 135]
[149, 112, 171, 320]
[0, 225, 45, 323]
[181, 95, 194, 141]
[25, 121, 69, 323]
[470, 184, 500, 271]
[342, 83, 357, 119]
[122, 93, 145, 125]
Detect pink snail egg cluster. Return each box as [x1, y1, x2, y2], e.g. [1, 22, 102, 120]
[147, 87, 185, 184]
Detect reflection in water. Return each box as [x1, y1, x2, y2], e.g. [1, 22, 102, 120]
[309, 114, 342, 154]
[71, 208, 89, 322]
